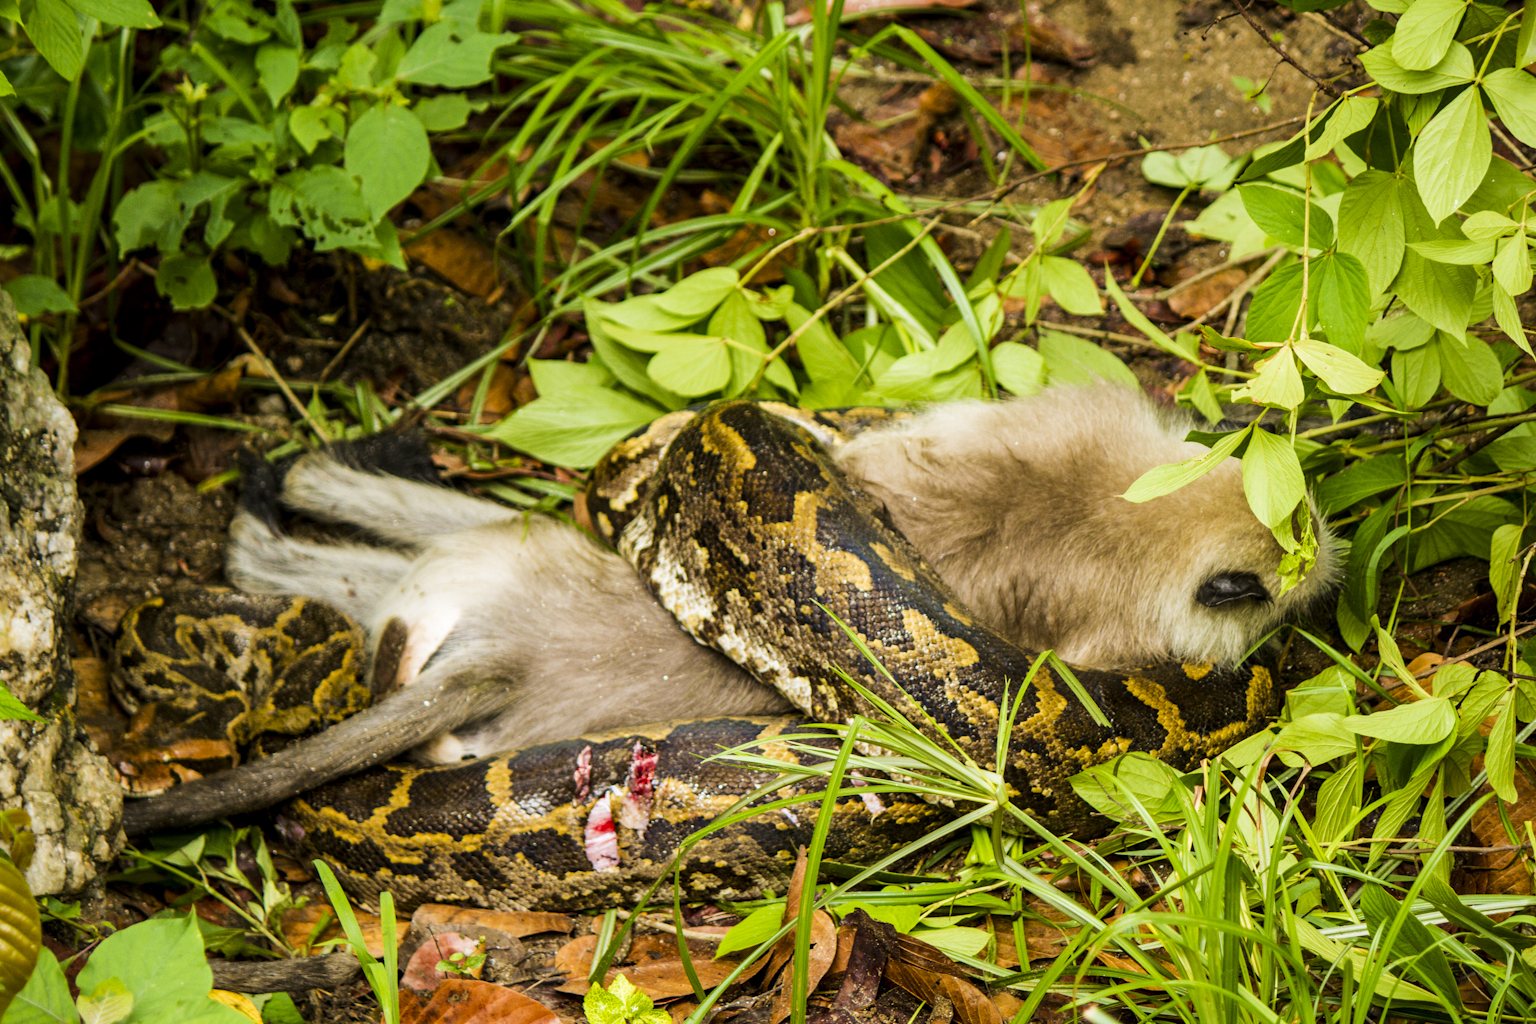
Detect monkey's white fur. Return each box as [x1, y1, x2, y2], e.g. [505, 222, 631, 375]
[227, 385, 1336, 766]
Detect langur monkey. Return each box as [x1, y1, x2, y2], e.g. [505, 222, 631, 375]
[122, 384, 1336, 833]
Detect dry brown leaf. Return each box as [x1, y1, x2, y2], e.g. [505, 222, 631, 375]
[398, 979, 557, 1024]
[281, 905, 389, 957]
[1459, 763, 1536, 896]
[770, 910, 838, 1024]
[555, 932, 742, 1000]
[453, 363, 518, 421]
[176, 364, 244, 411]
[403, 932, 483, 992]
[833, 84, 956, 182]
[411, 905, 573, 939]
[992, 990, 1025, 1018]
[939, 975, 1005, 1024]
[989, 910, 1075, 967]
[405, 231, 499, 299]
[1167, 268, 1248, 320]
[1010, 3, 1096, 66]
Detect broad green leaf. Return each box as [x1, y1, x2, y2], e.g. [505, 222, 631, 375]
[3, 949, 75, 1024]
[269, 166, 375, 251]
[1274, 712, 1360, 763]
[1241, 427, 1306, 529]
[1305, 96, 1379, 159]
[1069, 753, 1186, 825]
[0, 681, 44, 724]
[1233, 348, 1304, 409]
[1520, 0, 1536, 66]
[288, 106, 343, 154]
[716, 903, 783, 957]
[20, 0, 85, 80]
[1031, 198, 1074, 248]
[485, 386, 661, 468]
[254, 43, 299, 105]
[1141, 144, 1236, 189]
[1337, 171, 1406, 295]
[744, 285, 795, 321]
[1314, 758, 1363, 841]
[77, 916, 246, 1024]
[1184, 368, 1224, 424]
[1038, 256, 1102, 315]
[67, 0, 158, 26]
[648, 337, 732, 396]
[1407, 238, 1497, 263]
[1434, 331, 1502, 405]
[1293, 336, 1383, 394]
[1407, 495, 1521, 573]
[991, 341, 1045, 396]
[1313, 251, 1371, 354]
[412, 94, 471, 131]
[2, 275, 76, 317]
[1037, 329, 1138, 388]
[155, 256, 217, 310]
[1482, 68, 1536, 148]
[1486, 702, 1518, 802]
[1342, 696, 1456, 743]
[652, 268, 738, 319]
[908, 926, 991, 960]
[1240, 185, 1335, 250]
[1493, 229, 1532, 296]
[1463, 210, 1520, 240]
[785, 303, 860, 384]
[1493, 286, 1529, 353]
[1122, 426, 1247, 503]
[345, 105, 429, 220]
[1490, 522, 1523, 624]
[1101, 271, 1195, 360]
[1359, 39, 1474, 94]
[527, 358, 613, 395]
[396, 21, 515, 87]
[1243, 261, 1305, 346]
[1358, 885, 1462, 1007]
[77, 978, 132, 1024]
[1392, 0, 1467, 69]
[710, 290, 791, 398]
[584, 302, 685, 410]
[1394, 179, 1477, 334]
[116, 178, 179, 252]
[1315, 455, 1407, 514]
[1413, 86, 1491, 222]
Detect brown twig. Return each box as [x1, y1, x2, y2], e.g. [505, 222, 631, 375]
[209, 303, 333, 442]
[1413, 623, 1536, 678]
[1016, 116, 1307, 184]
[1234, 0, 1343, 97]
[77, 260, 149, 308]
[318, 317, 371, 383]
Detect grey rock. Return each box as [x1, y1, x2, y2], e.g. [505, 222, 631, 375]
[0, 292, 123, 893]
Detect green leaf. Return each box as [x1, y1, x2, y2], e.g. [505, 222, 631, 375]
[1142, 144, 1237, 188]
[1491, 522, 1524, 625]
[1394, 179, 1477, 334]
[288, 106, 343, 154]
[1337, 171, 1407, 296]
[1392, 339, 1442, 407]
[1463, 210, 1520, 240]
[2, 276, 76, 317]
[1493, 285, 1528, 353]
[77, 916, 243, 1024]
[155, 256, 217, 310]
[785, 303, 859, 385]
[1243, 261, 1305, 346]
[991, 341, 1045, 396]
[1274, 712, 1360, 763]
[652, 268, 738, 319]
[1434, 330, 1501, 405]
[1037, 328, 1138, 388]
[1038, 256, 1101, 315]
[1359, 39, 1474, 93]
[1406, 238, 1497, 263]
[1101, 271, 1195, 360]
[908, 926, 991, 960]
[1313, 758, 1363, 840]
[527, 358, 613, 395]
[344, 104, 428, 221]
[1030, 199, 1073, 249]
[269, 166, 375, 251]
[1391, 0, 1467, 69]
[396, 21, 514, 87]
[4, 949, 76, 1024]
[1123, 425, 1248, 503]
[1294, 335, 1383, 394]
[1184, 368, 1224, 424]
[1233, 348, 1305, 409]
[1486, 701, 1518, 802]
[1482, 68, 1536, 148]
[1493, 229, 1532, 296]
[1069, 753, 1186, 824]
[1312, 252, 1372, 354]
[1239, 185, 1335, 250]
[1305, 96, 1379, 159]
[1413, 85, 1491, 222]
[1358, 884, 1462, 1008]
[412, 93, 471, 131]
[1316, 456, 1407, 514]
[716, 903, 783, 957]
[67, 0, 158, 26]
[646, 338, 732, 396]
[254, 43, 299, 105]
[0, 682, 44, 724]
[485, 386, 661, 468]
[1343, 696, 1456, 743]
[77, 978, 132, 1024]
[1241, 427, 1306, 529]
[20, 0, 85, 80]
[1520, 0, 1536, 66]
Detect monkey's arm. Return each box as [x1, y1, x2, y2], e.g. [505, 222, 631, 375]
[121, 661, 518, 835]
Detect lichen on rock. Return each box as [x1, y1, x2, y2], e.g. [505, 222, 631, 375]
[0, 292, 122, 893]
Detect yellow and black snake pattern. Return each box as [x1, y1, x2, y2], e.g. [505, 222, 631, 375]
[120, 401, 1277, 911]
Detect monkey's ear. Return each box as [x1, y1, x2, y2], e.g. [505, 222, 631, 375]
[1196, 572, 1270, 607]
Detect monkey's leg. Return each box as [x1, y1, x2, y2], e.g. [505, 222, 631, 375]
[121, 649, 517, 834]
[226, 511, 414, 623]
[281, 453, 516, 547]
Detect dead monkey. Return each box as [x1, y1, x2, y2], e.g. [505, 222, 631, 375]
[122, 385, 1337, 834]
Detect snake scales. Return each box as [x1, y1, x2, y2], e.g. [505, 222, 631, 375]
[118, 400, 1276, 911]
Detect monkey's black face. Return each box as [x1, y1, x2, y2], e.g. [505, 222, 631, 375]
[1195, 572, 1272, 608]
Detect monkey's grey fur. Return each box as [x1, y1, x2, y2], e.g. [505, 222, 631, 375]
[123, 385, 1336, 834]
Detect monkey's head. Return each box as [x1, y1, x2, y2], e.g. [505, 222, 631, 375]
[835, 385, 1341, 670]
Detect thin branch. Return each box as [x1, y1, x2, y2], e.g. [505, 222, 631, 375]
[318, 317, 372, 384]
[1235, 0, 1343, 97]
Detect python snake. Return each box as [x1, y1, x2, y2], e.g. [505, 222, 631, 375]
[117, 400, 1276, 910]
